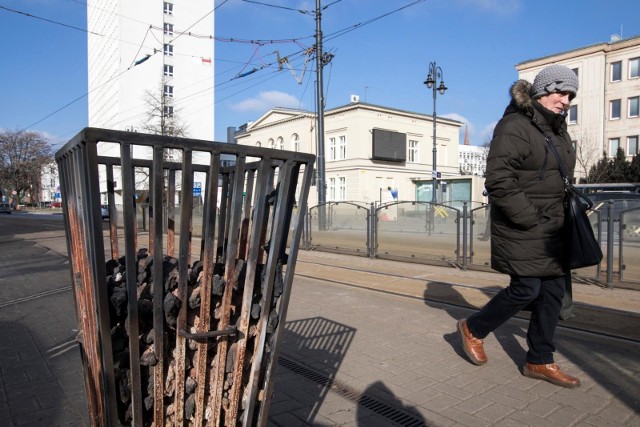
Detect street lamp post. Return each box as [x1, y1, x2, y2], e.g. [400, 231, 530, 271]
[424, 62, 447, 203]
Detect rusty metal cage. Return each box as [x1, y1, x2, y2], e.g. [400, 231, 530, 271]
[55, 128, 315, 426]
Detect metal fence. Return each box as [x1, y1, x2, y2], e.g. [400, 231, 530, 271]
[303, 200, 640, 290]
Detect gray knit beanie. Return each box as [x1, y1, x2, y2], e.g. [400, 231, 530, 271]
[530, 64, 579, 100]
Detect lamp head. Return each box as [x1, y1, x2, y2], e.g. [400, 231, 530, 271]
[424, 73, 435, 89]
[437, 81, 447, 95]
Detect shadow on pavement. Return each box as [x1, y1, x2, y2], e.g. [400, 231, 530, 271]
[423, 280, 640, 416]
[357, 381, 426, 426]
[276, 316, 356, 425]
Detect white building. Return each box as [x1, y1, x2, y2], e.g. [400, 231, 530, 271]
[516, 34, 640, 182]
[40, 162, 61, 205]
[459, 145, 487, 177]
[458, 126, 488, 177]
[234, 100, 487, 206]
[87, 0, 214, 140]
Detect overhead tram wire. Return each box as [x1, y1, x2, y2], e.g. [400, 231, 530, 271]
[214, 0, 426, 103]
[239, 0, 313, 14]
[0, 5, 102, 36]
[323, 0, 426, 42]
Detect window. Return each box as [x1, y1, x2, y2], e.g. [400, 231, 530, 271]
[628, 136, 639, 156]
[256, 141, 261, 147]
[610, 99, 621, 119]
[164, 106, 174, 118]
[164, 65, 174, 77]
[291, 133, 299, 152]
[338, 177, 346, 200]
[338, 136, 346, 159]
[164, 85, 173, 97]
[630, 57, 639, 79]
[268, 138, 275, 149]
[277, 137, 284, 150]
[408, 140, 419, 162]
[328, 178, 335, 201]
[629, 96, 639, 117]
[611, 61, 622, 82]
[329, 136, 346, 160]
[571, 67, 579, 78]
[609, 138, 620, 156]
[328, 177, 346, 201]
[568, 105, 578, 124]
[163, 2, 173, 14]
[164, 23, 174, 35]
[164, 44, 173, 56]
[329, 137, 336, 160]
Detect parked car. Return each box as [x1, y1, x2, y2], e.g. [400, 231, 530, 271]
[0, 202, 12, 214]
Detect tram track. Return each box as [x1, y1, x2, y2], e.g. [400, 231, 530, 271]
[294, 258, 640, 344]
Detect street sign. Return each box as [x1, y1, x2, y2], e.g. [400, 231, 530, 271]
[193, 182, 202, 196]
[432, 171, 441, 179]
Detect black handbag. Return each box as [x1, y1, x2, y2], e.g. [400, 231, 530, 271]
[546, 137, 603, 269]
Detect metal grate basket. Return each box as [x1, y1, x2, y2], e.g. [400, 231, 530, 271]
[55, 128, 315, 426]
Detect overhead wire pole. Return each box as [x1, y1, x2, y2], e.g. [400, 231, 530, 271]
[315, 0, 327, 230]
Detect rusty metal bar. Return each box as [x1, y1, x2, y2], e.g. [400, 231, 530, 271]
[168, 168, 176, 257]
[217, 173, 231, 263]
[226, 159, 272, 425]
[178, 326, 237, 340]
[256, 160, 313, 426]
[210, 155, 247, 426]
[105, 164, 119, 260]
[151, 145, 166, 426]
[174, 149, 194, 425]
[238, 169, 256, 260]
[246, 162, 296, 426]
[57, 136, 119, 426]
[192, 152, 220, 427]
[121, 143, 144, 425]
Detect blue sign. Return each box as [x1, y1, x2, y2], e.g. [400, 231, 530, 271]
[193, 182, 202, 196]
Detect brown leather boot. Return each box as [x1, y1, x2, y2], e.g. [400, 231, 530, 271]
[523, 363, 581, 388]
[457, 319, 487, 365]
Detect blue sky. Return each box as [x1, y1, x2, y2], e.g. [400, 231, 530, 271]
[2, 0, 640, 150]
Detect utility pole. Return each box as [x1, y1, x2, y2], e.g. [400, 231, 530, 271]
[315, 0, 327, 230]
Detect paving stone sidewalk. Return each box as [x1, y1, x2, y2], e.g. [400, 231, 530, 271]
[1, 225, 639, 426]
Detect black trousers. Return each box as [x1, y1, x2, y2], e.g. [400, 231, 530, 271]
[466, 275, 565, 364]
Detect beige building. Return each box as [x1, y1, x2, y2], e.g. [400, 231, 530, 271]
[233, 100, 488, 207]
[517, 35, 640, 182]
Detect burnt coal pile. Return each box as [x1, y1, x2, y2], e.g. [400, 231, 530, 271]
[105, 248, 285, 425]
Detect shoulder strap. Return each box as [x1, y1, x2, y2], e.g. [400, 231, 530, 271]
[544, 135, 569, 185]
[545, 135, 594, 209]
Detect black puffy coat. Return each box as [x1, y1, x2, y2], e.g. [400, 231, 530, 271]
[486, 80, 575, 277]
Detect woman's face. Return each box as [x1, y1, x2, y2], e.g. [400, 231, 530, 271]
[538, 91, 572, 114]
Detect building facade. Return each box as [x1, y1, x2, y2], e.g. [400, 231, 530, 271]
[234, 101, 487, 206]
[516, 35, 640, 181]
[87, 0, 214, 140]
[459, 144, 488, 177]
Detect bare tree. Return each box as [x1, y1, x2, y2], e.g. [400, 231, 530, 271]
[0, 129, 53, 205]
[136, 79, 190, 204]
[571, 129, 601, 183]
[140, 78, 188, 138]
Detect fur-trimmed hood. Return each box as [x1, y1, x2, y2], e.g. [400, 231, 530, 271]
[503, 79, 567, 135]
[505, 79, 534, 117]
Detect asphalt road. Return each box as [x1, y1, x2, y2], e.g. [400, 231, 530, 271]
[0, 212, 88, 426]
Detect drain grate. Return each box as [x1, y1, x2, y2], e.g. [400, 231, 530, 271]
[278, 357, 426, 427]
